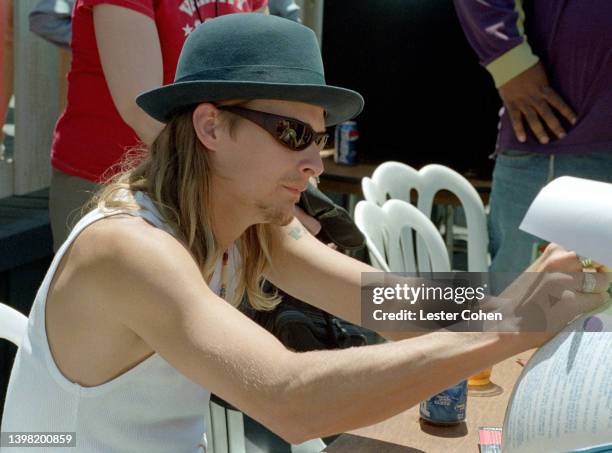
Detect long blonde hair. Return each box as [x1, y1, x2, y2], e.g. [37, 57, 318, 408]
[89, 107, 280, 311]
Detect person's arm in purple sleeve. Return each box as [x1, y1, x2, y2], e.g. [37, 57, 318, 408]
[454, 0, 577, 144]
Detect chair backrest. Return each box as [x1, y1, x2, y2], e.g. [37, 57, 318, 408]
[363, 161, 488, 272]
[354, 199, 451, 273]
[0, 302, 28, 347]
[360, 177, 387, 207]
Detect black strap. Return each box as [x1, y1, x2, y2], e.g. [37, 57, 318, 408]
[299, 183, 365, 251]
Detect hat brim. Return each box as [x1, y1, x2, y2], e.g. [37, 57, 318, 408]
[136, 81, 364, 127]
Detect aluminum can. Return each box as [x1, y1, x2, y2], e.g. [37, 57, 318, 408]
[419, 380, 468, 425]
[334, 121, 359, 165]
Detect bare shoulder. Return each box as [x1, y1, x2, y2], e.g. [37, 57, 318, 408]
[76, 214, 182, 258]
[73, 214, 198, 276]
[69, 214, 208, 318]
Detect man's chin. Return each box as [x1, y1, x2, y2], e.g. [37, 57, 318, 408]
[278, 214, 295, 227]
[268, 210, 295, 226]
[258, 204, 295, 226]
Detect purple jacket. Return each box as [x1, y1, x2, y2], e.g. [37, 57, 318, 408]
[454, 0, 612, 154]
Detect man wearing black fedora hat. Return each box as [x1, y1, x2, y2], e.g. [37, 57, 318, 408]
[3, 13, 608, 451]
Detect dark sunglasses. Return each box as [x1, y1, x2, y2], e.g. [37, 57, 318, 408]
[218, 106, 329, 151]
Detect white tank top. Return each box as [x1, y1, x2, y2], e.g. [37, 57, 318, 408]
[1, 192, 239, 452]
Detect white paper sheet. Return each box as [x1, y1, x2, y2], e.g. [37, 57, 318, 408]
[520, 176, 612, 267]
[504, 176, 612, 452]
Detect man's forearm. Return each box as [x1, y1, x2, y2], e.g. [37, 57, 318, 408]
[279, 331, 525, 441]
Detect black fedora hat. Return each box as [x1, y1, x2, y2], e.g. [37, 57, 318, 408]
[136, 13, 364, 126]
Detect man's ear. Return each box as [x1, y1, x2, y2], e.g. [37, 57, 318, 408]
[193, 103, 220, 150]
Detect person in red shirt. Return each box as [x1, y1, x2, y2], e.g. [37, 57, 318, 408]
[49, 0, 268, 251]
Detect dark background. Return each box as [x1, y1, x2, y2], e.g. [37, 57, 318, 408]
[322, 0, 502, 179]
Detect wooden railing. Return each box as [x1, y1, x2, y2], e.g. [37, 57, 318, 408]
[6, 0, 62, 197]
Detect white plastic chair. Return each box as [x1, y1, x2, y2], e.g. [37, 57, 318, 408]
[363, 161, 489, 272]
[0, 302, 28, 347]
[205, 401, 247, 453]
[354, 199, 451, 273]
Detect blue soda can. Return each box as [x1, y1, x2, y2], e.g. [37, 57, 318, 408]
[419, 380, 468, 425]
[334, 121, 359, 165]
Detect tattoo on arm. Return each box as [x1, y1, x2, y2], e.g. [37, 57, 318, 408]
[288, 225, 304, 240]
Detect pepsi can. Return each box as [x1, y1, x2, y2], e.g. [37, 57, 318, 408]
[419, 380, 468, 425]
[334, 121, 359, 165]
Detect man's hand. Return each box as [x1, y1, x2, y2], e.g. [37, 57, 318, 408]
[527, 242, 582, 273]
[484, 243, 610, 348]
[498, 62, 577, 144]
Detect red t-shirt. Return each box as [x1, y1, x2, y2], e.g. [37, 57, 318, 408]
[51, 0, 267, 182]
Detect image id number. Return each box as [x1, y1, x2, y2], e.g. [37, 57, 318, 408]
[1, 432, 76, 447]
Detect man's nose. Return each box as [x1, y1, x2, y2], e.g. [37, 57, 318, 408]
[298, 147, 324, 178]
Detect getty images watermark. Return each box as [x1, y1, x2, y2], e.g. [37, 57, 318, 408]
[360, 272, 612, 333]
[370, 279, 492, 322]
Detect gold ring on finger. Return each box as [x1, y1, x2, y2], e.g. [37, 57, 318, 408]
[578, 255, 593, 269]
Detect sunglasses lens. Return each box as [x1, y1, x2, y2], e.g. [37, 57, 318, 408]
[277, 120, 309, 150]
[315, 134, 329, 149]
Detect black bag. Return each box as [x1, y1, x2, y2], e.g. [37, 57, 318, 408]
[247, 289, 367, 352]
[299, 183, 365, 251]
